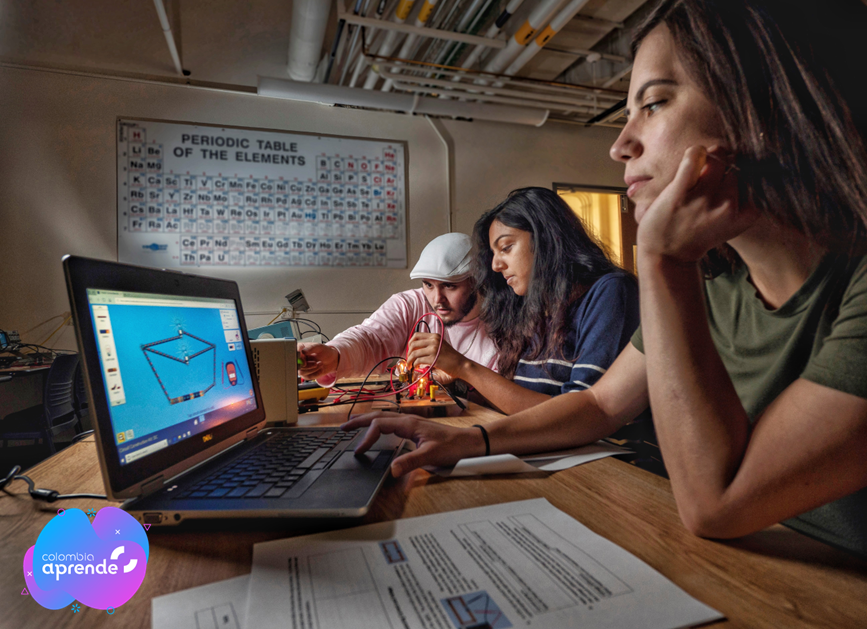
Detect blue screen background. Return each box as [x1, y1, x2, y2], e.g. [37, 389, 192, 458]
[90, 302, 255, 441]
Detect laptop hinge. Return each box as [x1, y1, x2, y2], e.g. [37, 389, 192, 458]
[245, 426, 259, 440]
[140, 475, 165, 498]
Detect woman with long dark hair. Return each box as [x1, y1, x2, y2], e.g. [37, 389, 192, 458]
[347, 0, 867, 556]
[406, 187, 639, 414]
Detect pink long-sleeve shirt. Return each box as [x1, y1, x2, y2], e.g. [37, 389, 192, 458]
[322, 288, 498, 383]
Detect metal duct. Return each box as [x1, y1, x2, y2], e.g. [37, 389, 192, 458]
[287, 0, 332, 81]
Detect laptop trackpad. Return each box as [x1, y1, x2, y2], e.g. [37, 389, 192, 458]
[330, 450, 393, 470]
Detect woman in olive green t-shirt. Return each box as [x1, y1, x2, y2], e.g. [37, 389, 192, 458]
[344, 0, 867, 555]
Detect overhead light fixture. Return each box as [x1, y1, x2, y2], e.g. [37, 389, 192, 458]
[257, 77, 549, 127]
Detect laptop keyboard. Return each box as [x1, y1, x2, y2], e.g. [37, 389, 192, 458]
[174, 428, 361, 500]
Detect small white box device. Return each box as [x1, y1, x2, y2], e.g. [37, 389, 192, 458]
[251, 338, 299, 425]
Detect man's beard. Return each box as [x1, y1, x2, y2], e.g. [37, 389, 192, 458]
[426, 291, 478, 328]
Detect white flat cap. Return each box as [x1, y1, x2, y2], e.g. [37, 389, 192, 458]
[410, 233, 473, 281]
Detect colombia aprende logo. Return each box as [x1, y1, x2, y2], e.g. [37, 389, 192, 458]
[22, 507, 149, 612]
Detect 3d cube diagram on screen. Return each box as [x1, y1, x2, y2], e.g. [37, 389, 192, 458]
[141, 329, 216, 404]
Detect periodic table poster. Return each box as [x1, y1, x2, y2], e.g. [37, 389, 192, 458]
[116, 119, 408, 269]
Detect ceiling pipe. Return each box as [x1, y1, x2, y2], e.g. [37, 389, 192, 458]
[348, 0, 388, 87]
[602, 63, 633, 88]
[424, 0, 490, 71]
[324, 0, 364, 84]
[370, 57, 624, 102]
[425, 115, 455, 232]
[381, 0, 441, 92]
[363, 0, 418, 89]
[337, 0, 375, 85]
[481, 0, 567, 76]
[393, 81, 602, 115]
[152, 0, 184, 76]
[340, 9, 508, 48]
[451, 0, 525, 77]
[287, 0, 332, 81]
[501, 0, 592, 78]
[258, 76, 549, 126]
[377, 69, 618, 109]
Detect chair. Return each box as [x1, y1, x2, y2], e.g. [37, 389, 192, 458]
[0, 354, 80, 454]
[72, 362, 92, 433]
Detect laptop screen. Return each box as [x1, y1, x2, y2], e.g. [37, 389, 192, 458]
[86, 288, 257, 467]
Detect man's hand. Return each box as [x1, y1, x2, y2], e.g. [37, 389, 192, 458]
[297, 343, 339, 380]
[406, 333, 467, 380]
[342, 411, 486, 477]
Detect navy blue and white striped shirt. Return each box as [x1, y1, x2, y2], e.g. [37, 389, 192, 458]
[512, 273, 640, 396]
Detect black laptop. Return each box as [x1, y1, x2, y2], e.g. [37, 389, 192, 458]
[63, 255, 402, 526]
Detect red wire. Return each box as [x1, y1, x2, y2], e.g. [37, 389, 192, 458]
[336, 311, 445, 402]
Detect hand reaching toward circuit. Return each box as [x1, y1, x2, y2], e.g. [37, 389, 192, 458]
[406, 333, 467, 381]
[297, 343, 339, 381]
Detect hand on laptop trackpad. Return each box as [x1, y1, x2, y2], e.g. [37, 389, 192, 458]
[331, 450, 392, 471]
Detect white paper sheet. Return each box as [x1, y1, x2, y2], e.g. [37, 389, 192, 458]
[429, 441, 632, 476]
[245, 498, 723, 629]
[152, 574, 249, 629]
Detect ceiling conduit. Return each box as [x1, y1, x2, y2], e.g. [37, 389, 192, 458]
[153, 0, 184, 76]
[422, 0, 490, 78]
[287, 0, 331, 81]
[501, 0, 592, 78]
[480, 0, 567, 76]
[362, 0, 417, 89]
[452, 0, 525, 77]
[258, 76, 549, 126]
[381, 0, 441, 92]
[349, 0, 388, 87]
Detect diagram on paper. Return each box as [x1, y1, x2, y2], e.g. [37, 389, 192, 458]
[195, 602, 240, 629]
[441, 591, 512, 629]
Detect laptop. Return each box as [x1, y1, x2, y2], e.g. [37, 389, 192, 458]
[63, 255, 402, 526]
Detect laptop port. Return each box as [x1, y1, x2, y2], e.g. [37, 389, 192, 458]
[143, 513, 162, 524]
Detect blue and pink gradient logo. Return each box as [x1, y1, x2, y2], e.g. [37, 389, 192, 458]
[23, 507, 148, 610]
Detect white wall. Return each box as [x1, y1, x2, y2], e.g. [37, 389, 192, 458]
[0, 65, 624, 350]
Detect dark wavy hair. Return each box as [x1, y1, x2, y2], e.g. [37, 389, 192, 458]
[633, 0, 867, 275]
[473, 187, 630, 378]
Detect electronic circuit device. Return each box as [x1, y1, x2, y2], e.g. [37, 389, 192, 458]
[251, 338, 299, 425]
[247, 321, 297, 340]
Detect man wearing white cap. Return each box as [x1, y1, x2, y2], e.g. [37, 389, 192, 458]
[298, 233, 498, 386]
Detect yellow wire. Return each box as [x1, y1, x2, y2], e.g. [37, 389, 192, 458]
[267, 308, 289, 325]
[38, 315, 71, 347]
[23, 312, 68, 335]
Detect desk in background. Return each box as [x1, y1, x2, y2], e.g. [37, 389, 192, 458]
[1, 404, 866, 629]
[0, 365, 50, 424]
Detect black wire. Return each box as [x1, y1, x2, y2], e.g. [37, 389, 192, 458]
[415, 320, 431, 333]
[346, 355, 405, 418]
[1, 465, 107, 502]
[290, 318, 322, 333]
[72, 430, 94, 444]
[430, 376, 467, 410]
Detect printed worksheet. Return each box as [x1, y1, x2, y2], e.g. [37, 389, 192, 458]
[245, 498, 723, 629]
[152, 574, 249, 629]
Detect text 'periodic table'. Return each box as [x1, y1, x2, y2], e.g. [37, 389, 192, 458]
[117, 119, 408, 270]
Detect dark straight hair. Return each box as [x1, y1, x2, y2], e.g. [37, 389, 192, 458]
[634, 0, 867, 273]
[472, 187, 629, 378]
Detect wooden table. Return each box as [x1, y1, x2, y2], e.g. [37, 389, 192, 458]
[2, 404, 866, 628]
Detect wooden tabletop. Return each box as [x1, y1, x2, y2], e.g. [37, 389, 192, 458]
[2, 403, 866, 628]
